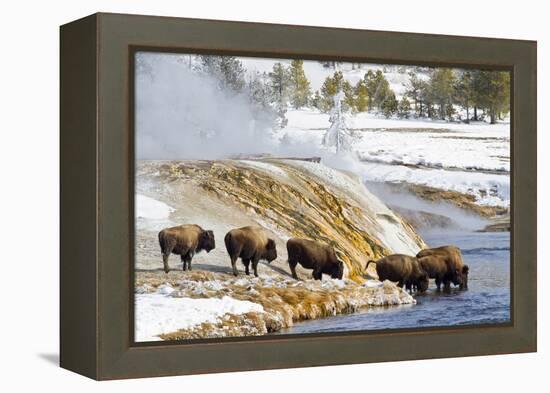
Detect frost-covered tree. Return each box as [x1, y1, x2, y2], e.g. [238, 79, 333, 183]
[268, 62, 291, 128]
[311, 90, 322, 111]
[247, 71, 272, 110]
[198, 55, 246, 93]
[319, 60, 342, 69]
[288, 60, 311, 109]
[246, 71, 278, 130]
[322, 91, 352, 153]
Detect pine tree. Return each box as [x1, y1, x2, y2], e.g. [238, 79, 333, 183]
[405, 72, 428, 117]
[471, 70, 510, 124]
[268, 62, 291, 127]
[454, 71, 474, 123]
[354, 79, 369, 112]
[288, 60, 312, 109]
[320, 71, 345, 112]
[364, 70, 392, 110]
[428, 68, 456, 120]
[342, 80, 355, 113]
[381, 92, 398, 118]
[398, 96, 411, 118]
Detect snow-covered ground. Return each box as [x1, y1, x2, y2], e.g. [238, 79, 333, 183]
[135, 286, 264, 341]
[136, 194, 174, 219]
[278, 109, 510, 208]
[135, 194, 175, 231]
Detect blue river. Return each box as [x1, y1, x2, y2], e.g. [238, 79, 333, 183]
[275, 231, 510, 334]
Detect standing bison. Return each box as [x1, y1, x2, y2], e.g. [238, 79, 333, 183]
[366, 254, 429, 292]
[286, 238, 344, 281]
[158, 224, 215, 273]
[224, 226, 277, 277]
[416, 245, 469, 290]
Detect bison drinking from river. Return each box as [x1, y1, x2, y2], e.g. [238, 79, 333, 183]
[286, 238, 344, 280]
[158, 224, 215, 273]
[416, 245, 469, 290]
[224, 226, 277, 277]
[366, 254, 429, 292]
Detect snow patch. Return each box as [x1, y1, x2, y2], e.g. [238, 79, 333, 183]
[136, 194, 174, 219]
[135, 291, 264, 342]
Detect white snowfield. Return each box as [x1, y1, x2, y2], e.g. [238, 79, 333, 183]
[279, 109, 510, 208]
[135, 194, 175, 231]
[136, 194, 174, 219]
[359, 162, 510, 207]
[135, 287, 264, 341]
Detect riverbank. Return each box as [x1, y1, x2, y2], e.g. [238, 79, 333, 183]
[135, 270, 414, 341]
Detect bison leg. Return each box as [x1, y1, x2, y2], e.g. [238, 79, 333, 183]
[230, 255, 239, 276]
[180, 255, 187, 271]
[242, 259, 251, 276]
[312, 267, 323, 281]
[181, 252, 193, 271]
[162, 253, 171, 273]
[186, 251, 195, 271]
[288, 260, 299, 280]
[161, 241, 175, 274]
[252, 257, 260, 277]
[435, 278, 442, 291]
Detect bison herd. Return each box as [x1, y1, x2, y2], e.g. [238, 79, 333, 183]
[157, 224, 469, 292]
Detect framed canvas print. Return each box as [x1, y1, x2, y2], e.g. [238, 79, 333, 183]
[60, 13, 537, 380]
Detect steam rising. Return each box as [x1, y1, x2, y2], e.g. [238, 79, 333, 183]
[136, 52, 277, 160]
[135, 52, 496, 234]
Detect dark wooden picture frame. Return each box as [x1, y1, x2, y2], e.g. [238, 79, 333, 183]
[60, 12, 537, 380]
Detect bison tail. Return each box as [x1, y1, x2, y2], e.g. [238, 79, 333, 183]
[158, 231, 165, 254]
[224, 232, 233, 254]
[365, 260, 376, 271]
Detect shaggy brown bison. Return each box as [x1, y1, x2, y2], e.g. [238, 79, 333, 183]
[416, 245, 469, 290]
[158, 224, 215, 273]
[224, 226, 277, 277]
[366, 254, 429, 292]
[286, 238, 344, 281]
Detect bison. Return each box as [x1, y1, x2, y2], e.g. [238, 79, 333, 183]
[224, 226, 277, 277]
[286, 238, 344, 281]
[416, 245, 469, 290]
[366, 254, 429, 292]
[158, 224, 215, 273]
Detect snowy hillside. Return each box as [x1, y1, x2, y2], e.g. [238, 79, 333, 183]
[135, 158, 426, 278]
[240, 58, 414, 97]
[277, 109, 510, 208]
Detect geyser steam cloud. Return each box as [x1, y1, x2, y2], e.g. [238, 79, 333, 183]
[136, 52, 278, 160]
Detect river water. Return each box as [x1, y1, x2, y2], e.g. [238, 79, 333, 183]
[276, 230, 510, 335]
